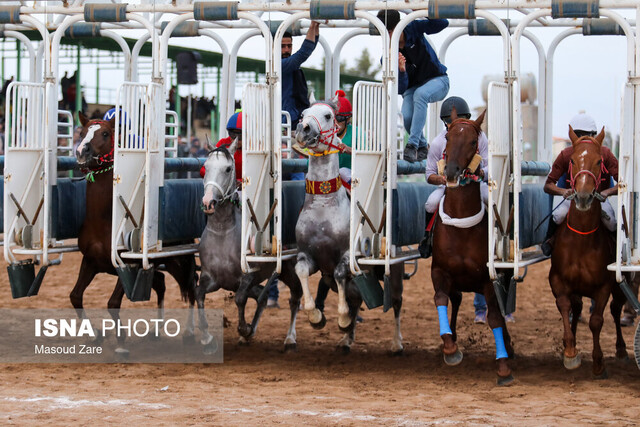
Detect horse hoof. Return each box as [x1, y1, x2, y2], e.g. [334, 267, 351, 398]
[391, 348, 404, 357]
[443, 349, 463, 366]
[182, 334, 196, 345]
[593, 368, 608, 380]
[338, 323, 352, 333]
[337, 345, 351, 355]
[338, 315, 352, 331]
[284, 343, 297, 353]
[115, 348, 130, 362]
[238, 336, 250, 346]
[616, 349, 629, 360]
[203, 340, 218, 355]
[497, 374, 515, 387]
[563, 354, 582, 370]
[309, 312, 326, 330]
[238, 324, 253, 339]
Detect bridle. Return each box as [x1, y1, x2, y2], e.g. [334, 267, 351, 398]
[442, 118, 483, 186]
[79, 120, 115, 182]
[303, 103, 344, 155]
[202, 152, 238, 210]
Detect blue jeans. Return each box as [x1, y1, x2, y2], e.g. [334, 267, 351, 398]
[401, 75, 450, 148]
[474, 293, 487, 315]
[268, 280, 279, 300]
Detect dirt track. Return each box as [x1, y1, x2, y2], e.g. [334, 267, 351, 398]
[0, 250, 639, 426]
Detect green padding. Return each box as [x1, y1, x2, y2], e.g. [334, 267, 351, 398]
[518, 184, 552, 248]
[159, 179, 206, 242]
[281, 181, 306, 246]
[52, 179, 87, 240]
[392, 182, 439, 246]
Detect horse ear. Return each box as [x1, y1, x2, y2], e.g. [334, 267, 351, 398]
[568, 125, 579, 145]
[78, 111, 89, 127]
[205, 134, 214, 151]
[108, 115, 116, 130]
[475, 109, 486, 127]
[450, 106, 458, 122]
[228, 137, 238, 156]
[309, 90, 317, 105]
[595, 126, 605, 145]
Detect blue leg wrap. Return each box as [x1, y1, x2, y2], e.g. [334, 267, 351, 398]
[492, 327, 509, 359]
[437, 305, 452, 336]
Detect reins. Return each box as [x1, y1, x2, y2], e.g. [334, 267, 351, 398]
[79, 120, 115, 182]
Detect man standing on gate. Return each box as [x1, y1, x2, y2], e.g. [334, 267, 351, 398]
[377, 9, 450, 163]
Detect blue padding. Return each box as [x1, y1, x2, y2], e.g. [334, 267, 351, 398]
[52, 179, 87, 240]
[268, 20, 302, 37]
[0, 6, 20, 24]
[194, 1, 238, 21]
[65, 23, 101, 38]
[551, 0, 599, 19]
[429, 0, 476, 19]
[437, 305, 452, 336]
[309, 0, 355, 20]
[84, 4, 127, 22]
[281, 181, 306, 246]
[492, 327, 509, 359]
[518, 184, 553, 248]
[161, 21, 200, 37]
[583, 18, 623, 35]
[392, 182, 439, 246]
[158, 179, 206, 242]
[468, 19, 510, 36]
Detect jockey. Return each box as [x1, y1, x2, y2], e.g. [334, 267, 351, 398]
[541, 113, 618, 256]
[419, 96, 489, 259]
[207, 111, 242, 184]
[335, 90, 354, 190]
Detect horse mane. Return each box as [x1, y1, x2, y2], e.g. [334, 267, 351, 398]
[207, 144, 233, 161]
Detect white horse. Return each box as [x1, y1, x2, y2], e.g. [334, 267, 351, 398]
[294, 97, 362, 352]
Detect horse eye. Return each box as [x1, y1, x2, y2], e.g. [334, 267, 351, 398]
[102, 132, 109, 137]
[325, 114, 331, 120]
[226, 167, 232, 173]
[570, 159, 575, 164]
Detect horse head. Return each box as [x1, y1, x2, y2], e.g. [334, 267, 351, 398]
[568, 125, 606, 211]
[443, 108, 486, 188]
[76, 112, 116, 168]
[201, 136, 237, 215]
[295, 95, 340, 154]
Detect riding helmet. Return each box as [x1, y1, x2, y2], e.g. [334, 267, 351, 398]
[440, 96, 471, 123]
[226, 112, 243, 131]
[335, 90, 352, 119]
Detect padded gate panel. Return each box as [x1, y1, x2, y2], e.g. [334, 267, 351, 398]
[159, 179, 206, 242]
[518, 184, 552, 248]
[392, 182, 439, 246]
[52, 179, 87, 240]
[281, 180, 305, 246]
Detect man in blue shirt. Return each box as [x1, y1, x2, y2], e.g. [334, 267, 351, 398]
[281, 21, 320, 129]
[377, 10, 450, 163]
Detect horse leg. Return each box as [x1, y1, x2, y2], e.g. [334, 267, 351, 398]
[485, 287, 513, 385]
[610, 285, 628, 360]
[70, 256, 98, 314]
[334, 253, 352, 330]
[152, 270, 166, 321]
[195, 273, 219, 348]
[106, 279, 129, 359]
[337, 280, 361, 354]
[432, 270, 460, 365]
[555, 293, 581, 370]
[389, 264, 404, 355]
[449, 290, 462, 343]
[235, 274, 258, 341]
[247, 277, 270, 338]
[280, 264, 303, 352]
[589, 293, 607, 378]
[164, 257, 198, 341]
[295, 253, 324, 327]
[570, 294, 583, 337]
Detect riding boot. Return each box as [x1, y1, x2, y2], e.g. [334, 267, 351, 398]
[419, 211, 436, 258]
[541, 217, 558, 257]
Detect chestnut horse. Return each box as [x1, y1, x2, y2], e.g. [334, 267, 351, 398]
[74, 113, 196, 353]
[431, 110, 514, 385]
[549, 127, 628, 377]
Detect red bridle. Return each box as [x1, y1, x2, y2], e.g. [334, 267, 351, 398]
[305, 103, 343, 153]
[79, 120, 115, 181]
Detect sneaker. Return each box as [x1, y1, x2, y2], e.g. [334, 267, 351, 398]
[417, 146, 429, 162]
[356, 315, 364, 324]
[620, 313, 636, 327]
[418, 235, 432, 258]
[266, 298, 280, 309]
[403, 145, 417, 163]
[474, 312, 487, 324]
[505, 313, 515, 323]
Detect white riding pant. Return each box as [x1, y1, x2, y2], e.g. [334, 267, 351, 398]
[552, 197, 616, 232]
[425, 182, 489, 213]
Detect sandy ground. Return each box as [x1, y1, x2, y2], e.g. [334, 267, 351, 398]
[0, 250, 639, 426]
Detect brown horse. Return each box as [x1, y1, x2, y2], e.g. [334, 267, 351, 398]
[549, 127, 628, 377]
[74, 113, 196, 354]
[430, 109, 514, 385]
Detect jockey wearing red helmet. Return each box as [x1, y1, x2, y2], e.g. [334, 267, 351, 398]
[200, 112, 243, 181]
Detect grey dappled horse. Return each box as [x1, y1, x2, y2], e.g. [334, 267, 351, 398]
[198, 139, 303, 350]
[294, 98, 365, 352]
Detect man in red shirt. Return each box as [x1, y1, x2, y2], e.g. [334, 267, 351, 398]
[215, 112, 243, 184]
[541, 113, 618, 256]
